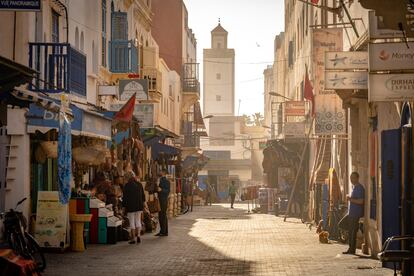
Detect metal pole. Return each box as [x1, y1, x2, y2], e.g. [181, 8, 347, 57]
[284, 117, 315, 222]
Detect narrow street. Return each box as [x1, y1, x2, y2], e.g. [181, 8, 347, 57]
[45, 204, 390, 276]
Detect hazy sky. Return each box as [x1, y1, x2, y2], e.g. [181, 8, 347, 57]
[183, 0, 284, 116]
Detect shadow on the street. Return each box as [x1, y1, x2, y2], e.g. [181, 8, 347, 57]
[44, 204, 256, 276]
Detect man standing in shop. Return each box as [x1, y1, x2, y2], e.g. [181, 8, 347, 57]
[228, 181, 237, 209]
[156, 169, 170, 237]
[341, 172, 365, 255]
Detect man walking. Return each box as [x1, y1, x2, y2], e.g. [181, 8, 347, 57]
[341, 172, 365, 254]
[123, 171, 146, 244]
[228, 181, 237, 209]
[156, 169, 170, 237]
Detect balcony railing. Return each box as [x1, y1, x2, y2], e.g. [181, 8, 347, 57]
[29, 43, 86, 96]
[182, 62, 200, 94]
[183, 134, 200, 148]
[142, 67, 162, 93]
[109, 40, 138, 73]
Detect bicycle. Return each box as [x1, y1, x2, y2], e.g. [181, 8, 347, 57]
[0, 197, 46, 272]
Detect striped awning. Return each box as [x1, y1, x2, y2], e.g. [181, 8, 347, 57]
[12, 86, 61, 113]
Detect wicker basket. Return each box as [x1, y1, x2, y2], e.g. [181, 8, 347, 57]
[40, 141, 58, 158]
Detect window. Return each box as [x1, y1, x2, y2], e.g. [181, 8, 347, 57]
[216, 95, 221, 101]
[216, 73, 221, 80]
[51, 10, 59, 43]
[169, 84, 173, 98]
[75, 27, 79, 49]
[101, 0, 107, 67]
[80, 32, 84, 52]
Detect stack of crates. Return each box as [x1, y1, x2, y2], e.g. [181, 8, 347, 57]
[89, 198, 122, 244]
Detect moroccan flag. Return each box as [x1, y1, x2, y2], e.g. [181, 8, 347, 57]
[311, 0, 319, 4]
[113, 93, 136, 124]
[304, 70, 315, 117]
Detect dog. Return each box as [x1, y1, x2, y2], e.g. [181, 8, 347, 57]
[319, 231, 330, 244]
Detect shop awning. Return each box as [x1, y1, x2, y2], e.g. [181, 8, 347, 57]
[11, 86, 61, 113]
[183, 154, 210, 170]
[150, 142, 180, 159]
[27, 102, 113, 140]
[262, 140, 301, 172]
[0, 55, 36, 95]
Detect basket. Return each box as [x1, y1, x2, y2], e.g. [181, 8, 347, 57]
[40, 141, 58, 158]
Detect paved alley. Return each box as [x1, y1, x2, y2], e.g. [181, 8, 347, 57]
[44, 204, 391, 276]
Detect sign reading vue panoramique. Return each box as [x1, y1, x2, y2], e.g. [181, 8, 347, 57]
[0, 0, 41, 11]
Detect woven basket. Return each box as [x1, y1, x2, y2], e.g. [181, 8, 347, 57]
[40, 141, 58, 158]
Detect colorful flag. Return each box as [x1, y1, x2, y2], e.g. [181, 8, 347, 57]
[113, 93, 136, 124]
[304, 70, 315, 116]
[311, 0, 319, 4]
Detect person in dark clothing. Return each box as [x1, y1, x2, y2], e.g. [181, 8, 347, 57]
[156, 169, 170, 237]
[228, 181, 237, 209]
[123, 171, 146, 244]
[340, 172, 365, 254]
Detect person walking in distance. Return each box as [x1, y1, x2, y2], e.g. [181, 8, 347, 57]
[122, 171, 146, 244]
[340, 172, 365, 254]
[228, 181, 237, 209]
[156, 169, 170, 237]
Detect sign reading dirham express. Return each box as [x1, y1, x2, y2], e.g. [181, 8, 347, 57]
[0, 0, 41, 11]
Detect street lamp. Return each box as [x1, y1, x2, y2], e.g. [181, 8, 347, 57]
[269, 91, 293, 101]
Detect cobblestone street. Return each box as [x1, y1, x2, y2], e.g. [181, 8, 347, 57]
[45, 204, 391, 276]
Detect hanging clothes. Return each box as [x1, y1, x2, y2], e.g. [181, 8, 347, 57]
[58, 113, 72, 204]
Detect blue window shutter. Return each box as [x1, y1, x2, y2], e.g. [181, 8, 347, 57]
[111, 12, 128, 41]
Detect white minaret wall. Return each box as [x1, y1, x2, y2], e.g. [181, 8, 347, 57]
[203, 23, 235, 116]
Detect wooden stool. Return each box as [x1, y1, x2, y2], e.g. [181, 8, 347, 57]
[70, 214, 92, 252]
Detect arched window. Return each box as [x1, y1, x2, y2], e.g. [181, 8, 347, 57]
[92, 41, 98, 73]
[75, 27, 79, 49]
[80, 31, 84, 52]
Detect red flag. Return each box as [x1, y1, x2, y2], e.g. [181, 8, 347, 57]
[304, 71, 315, 117]
[311, 0, 319, 4]
[114, 93, 136, 123]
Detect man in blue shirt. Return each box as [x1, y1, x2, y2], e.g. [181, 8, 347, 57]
[341, 172, 365, 254]
[156, 169, 170, 237]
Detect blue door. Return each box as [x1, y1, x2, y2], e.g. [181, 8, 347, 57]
[381, 129, 402, 266]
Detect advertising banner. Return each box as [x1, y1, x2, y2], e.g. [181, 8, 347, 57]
[312, 29, 345, 135]
[369, 42, 414, 71]
[284, 101, 306, 117]
[35, 191, 69, 248]
[284, 122, 306, 138]
[324, 71, 368, 90]
[325, 51, 368, 70]
[368, 11, 405, 39]
[369, 73, 414, 102]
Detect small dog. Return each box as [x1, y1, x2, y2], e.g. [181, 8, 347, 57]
[319, 231, 329, 244]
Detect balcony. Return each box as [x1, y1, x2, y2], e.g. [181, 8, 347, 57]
[109, 40, 138, 73]
[29, 43, 86, 97]
[182, 63, 200, 95]
[142, 67, 162, 100]
[183, 134, 200, 148]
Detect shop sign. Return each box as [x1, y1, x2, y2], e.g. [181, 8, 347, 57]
[324, 71, 368, 90]
[369, 73, 414, 102]
[82, 112, 112, 140]
[284, 101, 306, 116]
[284, 122, 306, 138]
[98, 85, 118, 96]
[0, 0, 41, 11]
[110, 103, 154, 128]
[119, 79, 148, 101]
[315, 94, 346, 135]
[368, 11, 405, 39]
[35, 191, 69, 248]
[369, 42, 414, 71]
[325, 51, 368, 70]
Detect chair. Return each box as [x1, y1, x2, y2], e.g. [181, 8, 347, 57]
[378, 235, 414, 276]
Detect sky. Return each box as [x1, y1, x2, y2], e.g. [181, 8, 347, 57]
[183, 0, 285, 116]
